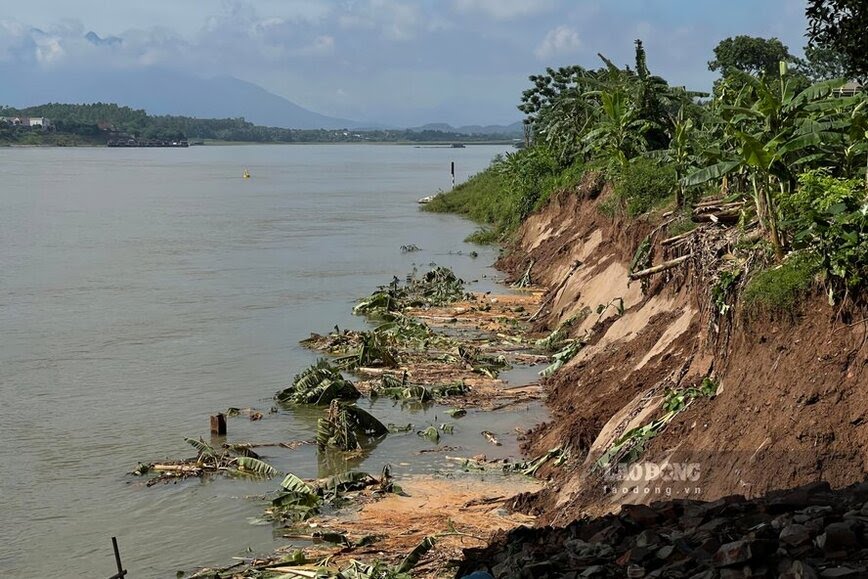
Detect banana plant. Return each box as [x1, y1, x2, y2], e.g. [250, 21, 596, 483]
[582, 86, 652, 168]
[684, 62, 851, 258]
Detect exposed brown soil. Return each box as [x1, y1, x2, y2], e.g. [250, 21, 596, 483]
[490, 172, 868, 530]
[300, 475, 542, 577]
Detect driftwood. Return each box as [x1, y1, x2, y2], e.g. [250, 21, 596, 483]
[661, 230, 696, 246]
[628, 254, 693, 280]
[152, 464, 205, 474]
[481, 431, 502, 446]
[692, 201, 744, 215]
[692, 209, 741, 224]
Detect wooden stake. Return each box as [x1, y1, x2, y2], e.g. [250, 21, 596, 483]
[210, 413, 227, 435]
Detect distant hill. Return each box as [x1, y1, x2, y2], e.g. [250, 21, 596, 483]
[0, 66, 360, 130]
[411, 121, 524, 136]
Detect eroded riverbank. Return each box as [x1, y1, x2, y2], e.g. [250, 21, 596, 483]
[132, 268, 562, 577]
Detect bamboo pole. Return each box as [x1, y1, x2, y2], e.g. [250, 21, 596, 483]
[628, 254, 692, 280]
[661, 230, 695, 246]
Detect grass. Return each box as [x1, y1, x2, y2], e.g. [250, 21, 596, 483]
[742, 253, 819, 318]
[424, 165, 512, 224]
[424, 156, 586, 240]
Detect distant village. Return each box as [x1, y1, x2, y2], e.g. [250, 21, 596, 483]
[0, 116, 51, 127]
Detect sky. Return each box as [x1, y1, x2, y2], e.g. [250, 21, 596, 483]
[0, 0, 811, 126]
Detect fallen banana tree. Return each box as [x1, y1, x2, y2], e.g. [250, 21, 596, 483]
[458, 345, 510, 378]
[316, 400, 389, 452]
[133, 437, 280, 485]
[275, 359, 361, 405]
[188, 533, 439, 579]
[353, 266, 469, 318]
[370, 373, 468, 403]
[267, 465, 404, 524]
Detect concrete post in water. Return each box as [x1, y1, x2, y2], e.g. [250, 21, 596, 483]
[210, 413, 227, 435]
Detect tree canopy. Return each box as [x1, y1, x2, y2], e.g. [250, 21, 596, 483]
[708, 36, 793, 77]
[806, 0, 868, 80]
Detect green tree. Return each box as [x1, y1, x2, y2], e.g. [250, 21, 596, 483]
[708, 36, 794, 77]
[798, 44, 853, 82]
[806, 0, 868, 80]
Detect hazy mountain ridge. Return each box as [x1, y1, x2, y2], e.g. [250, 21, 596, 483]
[411, 121, 523, 136]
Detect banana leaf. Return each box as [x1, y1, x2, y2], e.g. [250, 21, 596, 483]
[396, 536, 437, 573]
[281, 473, 314, 495]
[234, 456, 279, 477]
[319, 471, 377, 492]
[418, 426, 440, 444]
[276, 360, 360, 405]
[185, 437, 218, 461]
[682, 160, 740, 188]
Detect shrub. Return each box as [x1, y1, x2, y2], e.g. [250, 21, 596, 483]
[742, 253, 819, 318]
[780, 171, 868, 301]
[613, 157, 677, 216]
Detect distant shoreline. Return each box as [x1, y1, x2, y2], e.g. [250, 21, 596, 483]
[1, 139, 516, 148]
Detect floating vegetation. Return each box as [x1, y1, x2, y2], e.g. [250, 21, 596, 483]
[191, 534, 437, 578]
[316, 400, 389, 452]
[267, 465, 402, 525]
[400, 244, 421, 253]
[353, 266, 469, 318]
[133, 437, 280, 485]
[418, 425, 441, 444]
[458, 345, 510, 378]
[371, 374, 469, 403]
[275, 359, 361, 405]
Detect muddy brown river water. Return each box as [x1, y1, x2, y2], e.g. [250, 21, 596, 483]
[0, 144, 548, 577]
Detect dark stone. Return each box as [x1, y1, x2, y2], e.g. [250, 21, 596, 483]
[778, 560, 819, 579]
[780, 524, 812, 547]
[636, 529, 661, 547]
[621, 504, 662, 527]
[816, 522, 858, 555]
[655, 545, 675, 560]
[713, 540, 769, 567]
[819, 568, 863, 578]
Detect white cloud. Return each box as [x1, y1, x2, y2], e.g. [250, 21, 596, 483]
[337, 0, 420, 41]
[295, 35, 335, 56]
[534, 26, 581, 60]
[452, 0, 555, 21]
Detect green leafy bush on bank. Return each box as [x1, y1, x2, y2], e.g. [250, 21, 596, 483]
[781, 171, 868, 300]
[612, 157, 678, 216]
[743, 253, 820, 317]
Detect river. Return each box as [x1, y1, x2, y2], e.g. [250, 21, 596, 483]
[0, 144, 547, 577]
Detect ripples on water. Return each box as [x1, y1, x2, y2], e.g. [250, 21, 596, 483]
[0, 144, 550, 577]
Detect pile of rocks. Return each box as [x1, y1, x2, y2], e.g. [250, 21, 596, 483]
[458, 481, 868, 578]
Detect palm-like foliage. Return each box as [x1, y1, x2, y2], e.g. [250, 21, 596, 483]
[685, 62, 859, 257]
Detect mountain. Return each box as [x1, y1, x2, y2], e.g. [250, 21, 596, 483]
[0, 66, 360, 130]
[410, 121, 524, 136]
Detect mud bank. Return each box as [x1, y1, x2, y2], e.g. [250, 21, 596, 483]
[490, 175, 867, 526]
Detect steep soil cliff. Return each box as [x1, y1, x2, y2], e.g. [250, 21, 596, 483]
[496, 175, 868, 527]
